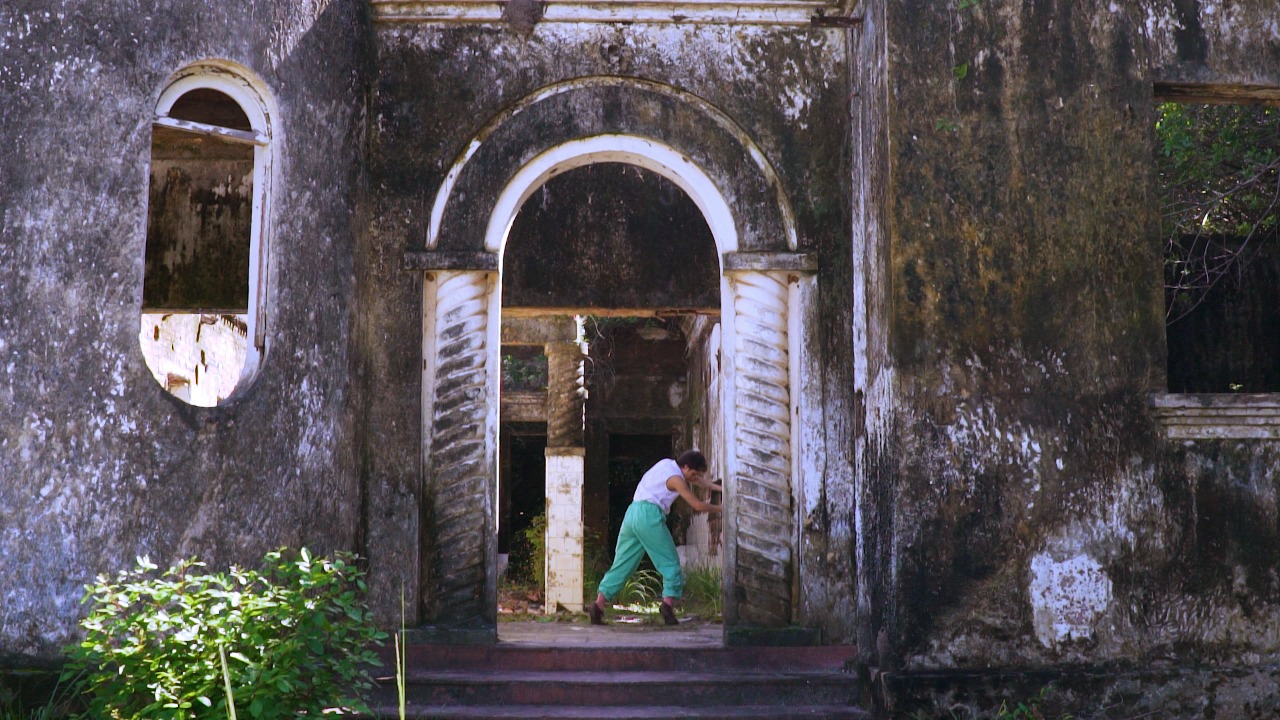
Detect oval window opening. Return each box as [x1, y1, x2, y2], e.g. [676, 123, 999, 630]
[139, 77, 269, 406]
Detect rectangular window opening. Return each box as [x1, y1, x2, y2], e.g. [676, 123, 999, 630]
[1151, 84, 1280, 439]
[1156, 93, 1280, 394]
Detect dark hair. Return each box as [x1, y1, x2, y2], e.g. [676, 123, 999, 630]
[675, 450, 707, 472]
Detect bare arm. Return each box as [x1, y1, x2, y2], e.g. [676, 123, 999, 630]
[691, 475, 723, 492]
[667, 475, 723, 514]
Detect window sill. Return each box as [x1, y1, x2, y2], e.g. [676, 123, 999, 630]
[1151, 393, 1280, 440]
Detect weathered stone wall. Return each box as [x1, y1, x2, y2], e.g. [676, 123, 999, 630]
[1142, 0, 1280, 85]
[869, 0, 1280, 714]
[0, 0, 371, 662]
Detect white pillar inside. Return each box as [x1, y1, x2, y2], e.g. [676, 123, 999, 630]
[544, 448, 586, 612]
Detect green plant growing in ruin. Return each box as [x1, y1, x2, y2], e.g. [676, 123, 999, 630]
[65, 549, 385, 719]
[501, 353, 548, 391]
[991, 685, 1073, 720]
[615, 567, 663, 606]
[521, 511, 549, 590]
[1157, 102, 1279, 324]
[903, 684, 1074, 720]
[681, 565, 723, 621]
[0, 672, 77, 720]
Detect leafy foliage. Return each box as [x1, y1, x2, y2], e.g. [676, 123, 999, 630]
[500, 353, 548, 392]
[520, 512, 548, 590]
[1156, 102, 1280, 323]
[65, 549, 385, 719]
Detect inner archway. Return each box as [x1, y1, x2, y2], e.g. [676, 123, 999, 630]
[495, 161, 723, 629]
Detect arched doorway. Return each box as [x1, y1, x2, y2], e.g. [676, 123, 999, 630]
[412, 79, 816, 643]
[495, 160, 721, 624]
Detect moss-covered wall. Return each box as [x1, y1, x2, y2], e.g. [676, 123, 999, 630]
[869, 0, 1280, 714]
[0, 0, 371, 662]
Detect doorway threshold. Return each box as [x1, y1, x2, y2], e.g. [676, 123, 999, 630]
[497, 619, 722, 648]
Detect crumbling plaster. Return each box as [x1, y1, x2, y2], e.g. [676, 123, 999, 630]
[0, 0, 371, 662]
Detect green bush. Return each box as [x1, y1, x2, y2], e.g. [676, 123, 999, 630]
[65, 549, 386, 719]
[520, 512, 548, 590]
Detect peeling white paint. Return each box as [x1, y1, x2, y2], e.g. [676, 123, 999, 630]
[780, 85, 810, 124]
[945, 399, 1048, 486]
[1029, 551, 1112, 648]
[138, 313, 248, 407]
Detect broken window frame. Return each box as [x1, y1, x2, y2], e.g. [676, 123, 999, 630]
[142, 62, 277, 399]
[1150, 82, 1280, 440]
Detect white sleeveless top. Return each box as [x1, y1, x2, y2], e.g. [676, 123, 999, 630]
[632, 458, 683, 514]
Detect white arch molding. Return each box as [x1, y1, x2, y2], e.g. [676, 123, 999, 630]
[482, 135, 740, 257]
[419, 132, 806, 635]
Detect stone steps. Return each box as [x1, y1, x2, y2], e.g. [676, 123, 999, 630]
[365, 643, 868, 720]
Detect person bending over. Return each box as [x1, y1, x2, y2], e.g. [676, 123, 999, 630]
[589, 450, 723, 626]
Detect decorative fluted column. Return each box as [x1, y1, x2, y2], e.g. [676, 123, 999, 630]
[419, 268, 497, 639]
[727, 268, 795, 627]
[543, 327, 588, 613]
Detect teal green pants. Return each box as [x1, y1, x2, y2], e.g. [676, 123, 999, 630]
[597, 501, 684, 600]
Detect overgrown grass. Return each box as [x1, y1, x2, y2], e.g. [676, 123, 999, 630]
[590, 564, 723, 625]
[0, 671, 76, 720]
[681, 564, 722, 621]
[616, 568, 663, 606]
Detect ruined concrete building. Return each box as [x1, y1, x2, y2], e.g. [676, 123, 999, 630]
[2, 0, 1279, 715]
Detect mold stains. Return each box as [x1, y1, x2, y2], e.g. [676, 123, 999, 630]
[1171, 0, 1209, 64]
[503, 163, 718, 311]
[502, 0, 544, 36]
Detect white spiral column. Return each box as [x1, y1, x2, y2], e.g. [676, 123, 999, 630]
[729, 269, 794, 626]
[421, 269, 495, 631]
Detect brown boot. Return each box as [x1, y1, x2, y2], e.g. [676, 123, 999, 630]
[589, 602, 606, 625]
